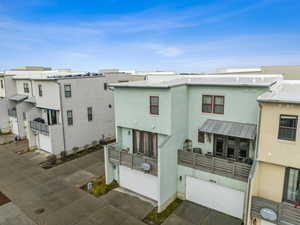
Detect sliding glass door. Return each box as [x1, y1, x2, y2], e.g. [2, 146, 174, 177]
[133, 130, 157, 158]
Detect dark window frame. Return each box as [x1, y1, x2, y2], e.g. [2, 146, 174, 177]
[213, 96, 225, 114]
[283, 167, 300, 204]
[64, 84, 72, 98]
[198, 131, 205, 143]
[87, 107, 93, 121]
[202, 95, 213, 113]
[278, 115, 298, 141]
[213, 134, 250, 162]
[0, 80, 3, 89]
[67, 110, 73, 126]
[150, 96, 159, 115]
[38, 84, 43, 97]
[23, 83, 29, 93]
[104, 82, 108, 90]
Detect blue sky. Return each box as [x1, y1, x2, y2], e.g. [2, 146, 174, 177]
[0, 0, 299, 72]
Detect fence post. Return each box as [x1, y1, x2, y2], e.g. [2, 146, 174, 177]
[232, 163, 236, 178]
[131, 154, 134, 169]
[119, 151, 122, 165]
[211, 157, 215, 172]
[193, 153, 196, 168]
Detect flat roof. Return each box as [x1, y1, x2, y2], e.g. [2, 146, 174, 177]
[109, 74, 283, 89]
[258, 80, 300, 104]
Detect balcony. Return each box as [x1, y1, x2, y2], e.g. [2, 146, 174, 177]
[30, 121, 49, 135]
[178, 150, 251, 181]
[251, 196, 300, 225]
[107, 144, 158, 176]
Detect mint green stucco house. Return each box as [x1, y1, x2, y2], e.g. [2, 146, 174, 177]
[104, 75, 282, 223]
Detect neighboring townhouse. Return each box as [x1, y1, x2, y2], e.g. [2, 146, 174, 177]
[15, 72, 132, 155]
[0, 72, 18, 133]
[248, 81, 300, 225]
[104, 74, 282, 223]
[217, 65, 300, 80]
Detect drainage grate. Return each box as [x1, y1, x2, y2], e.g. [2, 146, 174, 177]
[0, 191, 11, 206]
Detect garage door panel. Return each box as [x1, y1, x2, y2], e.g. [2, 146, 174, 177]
[39, 134, 52, 153]
[119, 166, 158, 201]
[186, 176, 244, 219]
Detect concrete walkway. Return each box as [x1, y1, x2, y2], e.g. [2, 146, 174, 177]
[163, 201, 242, 225]
[0, 141, 153, 225]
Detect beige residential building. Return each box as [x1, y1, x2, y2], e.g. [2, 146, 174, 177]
[217, 65, 300, 80]
[247, 81, 300, 225]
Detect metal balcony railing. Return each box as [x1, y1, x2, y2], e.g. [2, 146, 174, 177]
[107, 144, 158, 176]
[30, 121, 49, 135]
[251, 196, 300, 225]
[178, 150, 251, 181]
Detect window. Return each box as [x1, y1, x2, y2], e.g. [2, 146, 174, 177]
[47, 109, 57, 125]
[0, 80, 3, 89]
[202, 95, 213, 113]
[67, 110, 73, 125]
[87, 107, 93, 121]
[202, 95, 225, 114]
[150, 96, 159, 115]
[278, 115, 298, 141]
[213, 135, 250, 162]
[38, 84, 43, 97]
[23, 83, 29, 93]
[104, 82, 108, 90]
[64, 85, 72, 98]
[198, 131, 205, 143]
[214, 96, 225, 114]
[133, 130, 157, 158]
[283, 168, 300, 204]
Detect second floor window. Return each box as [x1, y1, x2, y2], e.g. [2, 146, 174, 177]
[38, 84, 43, 97]
[283, 168, 300, 204]
[202, 95, 225, 114]
[87, 107, 93, 121]
[67, 110, 73, 125]
[150, 96, 159, 115]
[24, 83, 29, 93]
[0, 80, 3, 89]
[278, 115, 298, 141]
[64, 85, 72, 98]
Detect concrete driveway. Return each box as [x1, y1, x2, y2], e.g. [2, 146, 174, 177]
[163, 201, 242, 225]
[0, 141, 153, 225]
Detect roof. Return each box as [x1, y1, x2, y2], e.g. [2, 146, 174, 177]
[216, 67, 262, 74]
[199, 119, 257, 140]
[258, 80, 300, 104]
[9, 95, 28, 102]
[109, 74, 283, 89]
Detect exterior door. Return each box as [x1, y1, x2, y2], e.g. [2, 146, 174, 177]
[186, 176, 245, 219]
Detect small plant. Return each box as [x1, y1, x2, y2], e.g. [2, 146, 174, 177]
[47, 155, 57, 165]
[83, 177, 119, 197]
[143, 199, 182, 225]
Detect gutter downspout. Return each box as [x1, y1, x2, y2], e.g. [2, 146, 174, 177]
[58, 81, 67, 153]
[244, 103, 262, 225]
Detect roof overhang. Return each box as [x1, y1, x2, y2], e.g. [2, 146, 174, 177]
[8, 95, 28, 102]
[199, 119, 257, 140]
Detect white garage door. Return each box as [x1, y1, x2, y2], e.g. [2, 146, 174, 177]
[119, 166, 158, 201]
[10, 118, 19, 136]
[186, 176, 245, 219]
[38, 134, 52, 153]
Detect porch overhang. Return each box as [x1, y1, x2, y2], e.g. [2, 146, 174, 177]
[199, 119, 257, 140]
[8, 95, 28, 102]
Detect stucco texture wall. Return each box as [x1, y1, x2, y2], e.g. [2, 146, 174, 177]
[258, 103, 300, 169]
